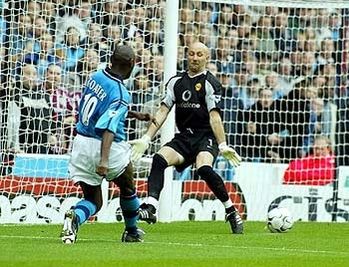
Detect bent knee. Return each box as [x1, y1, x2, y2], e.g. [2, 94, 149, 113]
[151, 153, 169, 170]
[114, 176, 135, 196]
[197, 165, 214, 181]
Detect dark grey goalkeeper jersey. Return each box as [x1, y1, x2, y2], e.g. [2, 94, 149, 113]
[162, 70, 223, 132]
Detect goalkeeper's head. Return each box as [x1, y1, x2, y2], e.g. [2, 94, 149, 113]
[188, 42, 210, 75]
[111, 44, 135, 79]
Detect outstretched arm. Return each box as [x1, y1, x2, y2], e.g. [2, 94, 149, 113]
[209, 109, 227, 146]
[129, 104, 170, 161]
[209, 110, 241, 167]
[144, 104, 170, 139]
[127, 111, 158, 126]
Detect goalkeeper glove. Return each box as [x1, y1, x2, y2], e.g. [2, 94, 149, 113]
[218, 142, 241, 168]
[129, 135, 151, 162]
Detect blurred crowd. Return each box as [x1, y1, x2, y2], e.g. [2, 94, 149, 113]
[0, 0, 349, 172]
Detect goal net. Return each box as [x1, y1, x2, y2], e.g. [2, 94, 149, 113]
[0, 0, 349, 224]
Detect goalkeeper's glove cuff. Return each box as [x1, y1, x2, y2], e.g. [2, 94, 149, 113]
[142, 134, 151, 144]
[218, 142, 228, 151]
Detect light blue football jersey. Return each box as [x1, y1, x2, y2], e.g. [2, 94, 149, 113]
[76, 68, 130, 142]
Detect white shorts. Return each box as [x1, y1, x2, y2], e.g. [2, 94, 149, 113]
[69, 134, 131, 186]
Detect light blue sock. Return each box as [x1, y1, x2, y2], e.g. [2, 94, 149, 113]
[74, 200, 97, 226]
[120, 193, 140, 233]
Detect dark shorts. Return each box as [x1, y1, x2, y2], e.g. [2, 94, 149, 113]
[164, 129, 219, 172]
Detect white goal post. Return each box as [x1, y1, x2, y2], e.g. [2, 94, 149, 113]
[157, 0, 178, 222]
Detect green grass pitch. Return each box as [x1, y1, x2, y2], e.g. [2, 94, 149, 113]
[0, 221, 348, 267]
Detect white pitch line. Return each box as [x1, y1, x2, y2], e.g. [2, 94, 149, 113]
[0, 234, 348, 256]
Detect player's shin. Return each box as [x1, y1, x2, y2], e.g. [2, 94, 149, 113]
[197, 166, 243, 234]
[147, 153, 168, 201]
[74, 199, 97, 225]
[120, 193, 140, 233]
[197, 166, 230, 204]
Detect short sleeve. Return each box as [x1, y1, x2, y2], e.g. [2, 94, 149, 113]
[205, 78, 223, 112]
[161, 76, 181, 109]
[95, 100, 128, 136]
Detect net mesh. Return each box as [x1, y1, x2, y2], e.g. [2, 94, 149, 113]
[0, 0, 348, 223]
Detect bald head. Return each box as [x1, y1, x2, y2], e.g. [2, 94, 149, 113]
[111, 44, 135, 79]
[112, 44, 135, 63]
[188, 42, 209, 56]
[187, 42, 210, 75]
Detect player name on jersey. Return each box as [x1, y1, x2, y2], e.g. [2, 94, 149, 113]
[86, 78, 107, 101]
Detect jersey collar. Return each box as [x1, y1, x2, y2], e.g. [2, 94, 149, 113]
[187, 70, 207, 78]
[103, 67, 124, 83]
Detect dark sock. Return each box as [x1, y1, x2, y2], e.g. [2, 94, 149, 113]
[148, 154, 168, 200]
[197, 165, 229, 202]
[120, 193, 140, 234]
[74, 200, 97, 226]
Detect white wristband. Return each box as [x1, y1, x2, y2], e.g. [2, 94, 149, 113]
[142, 135, 151, 143]
[218, 142, 227, 150]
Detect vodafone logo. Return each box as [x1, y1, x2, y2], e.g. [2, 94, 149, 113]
[180, 90, 200, 108]
[182, 90, 192, 101]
